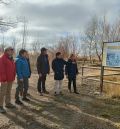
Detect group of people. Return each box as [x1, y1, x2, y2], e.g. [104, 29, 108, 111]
[0, 47, 79, 113]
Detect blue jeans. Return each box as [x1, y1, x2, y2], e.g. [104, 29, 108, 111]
[15, 77, 29, 100]
[37, 75, 46, 93]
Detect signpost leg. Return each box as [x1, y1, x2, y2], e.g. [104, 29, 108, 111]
[100, 66, 104, 94]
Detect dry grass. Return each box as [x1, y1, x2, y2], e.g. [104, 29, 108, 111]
[103, 75, 120, 97]
[80, 66, 120, 98]
[104, 84, 120, 97]
[0, 74, 120, 129]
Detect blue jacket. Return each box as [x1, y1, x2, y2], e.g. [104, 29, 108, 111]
[52, 58, 66, 80]
[16, 55, 30, 79]
[65, 59, 78, 79]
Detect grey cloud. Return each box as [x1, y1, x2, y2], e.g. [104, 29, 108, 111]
[10, 2, 91, 30]
[1, 0, 120, 44]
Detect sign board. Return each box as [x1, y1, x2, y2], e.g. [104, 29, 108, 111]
[102, 42, 120, 67]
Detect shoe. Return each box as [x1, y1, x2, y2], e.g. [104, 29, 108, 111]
[0, 107, 6, 113]
[60, 92, 63, 95]
[15, 100, 23, 105]
[27, 93, 31, 96]
[40, 93, 43, 96]
[54, 92, 58, 96]
[74, 92, 79, 94]
[5, 103, 16, 109]
[22, 97, 30, 102]
[44, 91, 49, 94]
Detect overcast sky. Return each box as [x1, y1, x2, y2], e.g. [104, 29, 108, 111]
[0, 0, 120, 47]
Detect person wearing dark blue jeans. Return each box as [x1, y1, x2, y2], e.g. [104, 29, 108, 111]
[15, 49, 31, 105]
[68, 78, 77, 93]
[37, 48, 50, 96]
[37, 75, 46, 94]
[65, 54, 79, 94]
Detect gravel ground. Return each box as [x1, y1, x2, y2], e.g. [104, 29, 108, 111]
[0, 74, 120, 129]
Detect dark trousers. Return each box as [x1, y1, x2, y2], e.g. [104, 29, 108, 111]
[37, 75, 46, 93]
[15, 77, 29, 100]
[68, 78, 76, 92]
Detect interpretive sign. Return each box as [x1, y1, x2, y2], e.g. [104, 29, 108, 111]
[102, 42, 120, 67]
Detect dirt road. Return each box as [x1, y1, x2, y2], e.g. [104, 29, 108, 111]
[0, 74, 120, 129]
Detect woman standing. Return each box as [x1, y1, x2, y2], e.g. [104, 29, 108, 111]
[52, 52, 66, 96]
[65, 54, 79, 94]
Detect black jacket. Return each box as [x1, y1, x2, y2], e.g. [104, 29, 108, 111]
[52, 58, 66, 80]
[65, 59, 78, 79]
[37, 54, 50, 75]
[27, 58, 31, 78]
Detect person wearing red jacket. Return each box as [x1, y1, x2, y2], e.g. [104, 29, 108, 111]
[0, 47, 16, 113]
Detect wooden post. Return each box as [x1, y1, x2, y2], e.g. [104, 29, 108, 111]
[100, 41, 105, 94]
[81, 66, 84, 85]
[100, 66, 104, 94]
[82, 66, 84, 77]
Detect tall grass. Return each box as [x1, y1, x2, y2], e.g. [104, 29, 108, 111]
[104, 76, 120, 98]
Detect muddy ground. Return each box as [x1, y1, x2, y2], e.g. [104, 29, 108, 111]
[0, 74, 120, 129]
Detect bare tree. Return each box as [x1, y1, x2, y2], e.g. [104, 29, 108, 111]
[31, 35, 45, 53]
[11, 36, 18, 51]
[0, 0, 17, 27]
[0, 0, 18, 52]
[56, 35, 79, 58]
[91, 15, 116, 61]
[31, 40, 41, 53]
[21, 17, 28, 49]
[0, 27, 7, 52]
[82, 15, 120, 63]
[82, 16, 97, 62]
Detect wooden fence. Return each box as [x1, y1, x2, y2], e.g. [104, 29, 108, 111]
[80, 66, 120, 94]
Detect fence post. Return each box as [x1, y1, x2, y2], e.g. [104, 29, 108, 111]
[82, 66, 84, 77]
[100, 66, 104, 94]
[81, 66, 84, 85]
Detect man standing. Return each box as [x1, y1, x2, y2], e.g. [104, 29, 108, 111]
[15, 49, 31, 105]
[52, 52, 66, 96]
[0, 47, 16, 113]
[37, 48, 50, 96]
[25, 51, 31, 96]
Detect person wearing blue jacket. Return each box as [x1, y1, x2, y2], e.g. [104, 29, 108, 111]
[65, 54, 79, 94]
[15, 49, 31, 105]
[52, 52, 66, 96]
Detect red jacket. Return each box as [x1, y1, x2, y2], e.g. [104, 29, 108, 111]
[0, 53, 16, 82]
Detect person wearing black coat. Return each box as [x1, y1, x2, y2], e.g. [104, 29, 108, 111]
[26, 52, 32, 96]
[26, 58, 31, 78]
[37, 48, 50, 96]
[52, 52, 66, 95]
[65, 54, 79, 94]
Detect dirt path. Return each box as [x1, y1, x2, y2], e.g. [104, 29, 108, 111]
[0, 74, 120, 129]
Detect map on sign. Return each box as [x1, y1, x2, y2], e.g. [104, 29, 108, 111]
[102, 42, 120, 67]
